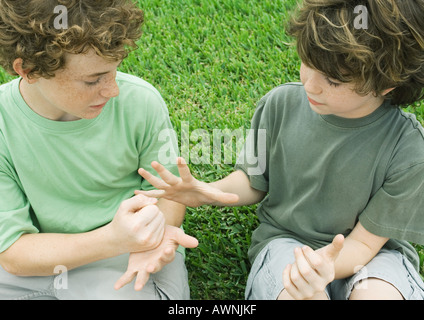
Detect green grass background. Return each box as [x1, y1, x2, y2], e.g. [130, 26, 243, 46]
[1, 0, 423, 300]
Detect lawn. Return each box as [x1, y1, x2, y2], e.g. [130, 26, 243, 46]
[1, 0, 423, 300]
[127, 0, 300, 299]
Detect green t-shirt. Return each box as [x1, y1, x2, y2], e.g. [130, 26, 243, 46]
[236, 83, 424, 269]
[0, 72, 179, 253]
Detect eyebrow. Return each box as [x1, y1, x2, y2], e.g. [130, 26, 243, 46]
[85, 71, 110, 78]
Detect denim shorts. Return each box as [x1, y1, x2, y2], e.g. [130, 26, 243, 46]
[0, 252, 189, 300]
[245, 238, 424, 300]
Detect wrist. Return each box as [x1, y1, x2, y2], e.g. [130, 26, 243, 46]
[100, 222, 127, 256]
[157, 199, 186, 227]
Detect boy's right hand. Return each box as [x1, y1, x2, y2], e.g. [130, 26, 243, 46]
[282, 234, 344, 300]
[108, 194, 165, 254]
[134, 157, 239, 207]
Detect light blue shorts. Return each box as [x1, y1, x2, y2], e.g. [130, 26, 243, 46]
[246, 238, 424, 300]
[0, 252, 189, 300]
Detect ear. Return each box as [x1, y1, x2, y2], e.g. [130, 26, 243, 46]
[13, 58, 37, 84]
[381, 87, 396, 96]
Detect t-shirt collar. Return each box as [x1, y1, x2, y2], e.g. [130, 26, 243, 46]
[319, 99, 392, 128]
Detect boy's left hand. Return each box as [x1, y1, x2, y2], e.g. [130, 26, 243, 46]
[114, 225, 198, 291]
[283, 234, 344, 300]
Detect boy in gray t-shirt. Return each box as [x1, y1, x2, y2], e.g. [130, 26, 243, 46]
[137, 0, 424, 299]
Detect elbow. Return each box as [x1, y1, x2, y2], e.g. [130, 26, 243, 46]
[0, 260, 19, 276]
[0, 252, 27, 276]
[0, 261, 35, 277]
[0, 253, 56, 277]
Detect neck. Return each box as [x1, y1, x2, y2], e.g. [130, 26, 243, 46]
[19, 79, 80, 122]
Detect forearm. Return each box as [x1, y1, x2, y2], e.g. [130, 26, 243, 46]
[334, 238, 378, 279]
[157, 198, 186, 227]
[0, 224, 119, 277]
[0, 195, 168, 277]
[209, 170, 266, 206]
[333, 222, 388, 279]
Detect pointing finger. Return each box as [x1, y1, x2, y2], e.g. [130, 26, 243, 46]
[138, 168, 169, 189]
[134, 189, 166, 198]
[151, 161, 181, 186]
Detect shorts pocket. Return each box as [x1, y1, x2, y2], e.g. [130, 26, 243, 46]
[245, 246, 276, 300]
[401, 255, 424, 300]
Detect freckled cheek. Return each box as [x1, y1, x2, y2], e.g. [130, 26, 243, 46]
[62, 88, 98, 109]
[49, 77, 99, 109]
[325, 91, 347, 105]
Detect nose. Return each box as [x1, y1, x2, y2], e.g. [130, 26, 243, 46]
[100, 76, 120, 98]
[301, 65, 323, 96]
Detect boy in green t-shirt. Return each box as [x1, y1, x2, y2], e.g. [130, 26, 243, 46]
[136, 0, 424, 299]
[0, 1, 197, 299]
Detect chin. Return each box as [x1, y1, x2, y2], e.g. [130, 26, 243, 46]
[82, 114, 101, 120]
[82, 109, 104, 120]
[309, 104, 330, 115]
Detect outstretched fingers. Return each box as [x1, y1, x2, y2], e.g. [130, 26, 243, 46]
[114, 269, 145, 291]
[145, 247, 176, 274]
[138, 168, 170, 190]
[138, 159, 187, 188]
[176, 157, 194, 182]
[150, 161, 182, 186]
[134, 189, 166, 198]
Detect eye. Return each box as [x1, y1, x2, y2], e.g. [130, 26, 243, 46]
[84, 78, 101, 86]
[325, 77, 341, 88]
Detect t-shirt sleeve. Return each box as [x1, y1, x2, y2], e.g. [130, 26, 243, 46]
[359, 161, 424, 244]
[136, 90, 180, 191]
[235, 94, 271, 193]
[0, 163, 39, 253]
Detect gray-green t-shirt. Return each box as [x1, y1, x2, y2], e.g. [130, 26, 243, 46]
[236, 83, 424, 269]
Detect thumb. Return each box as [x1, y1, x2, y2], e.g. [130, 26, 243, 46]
[135, 194, 158, 208]
[172, 227, 199, 249]
[121, 194, 158, 214]
[324, 234, 344, 261]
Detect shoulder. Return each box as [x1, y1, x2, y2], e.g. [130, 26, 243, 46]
[113, 72, 169, 118]
[0, 78, 15, 94]
[387, 108, 424, 173]
[0, 78, 19, 115]
[116, 72, 162, 96]
[258, 82, 305, 107]
[251, 82, 307, 129]
[0, 79, 18, 160]
[394, 109, 424, 148]
[397, 109, 424, 139]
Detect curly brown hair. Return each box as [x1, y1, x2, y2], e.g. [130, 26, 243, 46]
[0, 0, 144, 79]
[288, 0, 424, 106]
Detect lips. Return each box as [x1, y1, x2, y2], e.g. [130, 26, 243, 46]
[307, 97, 324, 106]
[90, 101, 108, 108]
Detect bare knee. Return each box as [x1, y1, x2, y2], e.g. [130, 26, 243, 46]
[349, 278, 404, 300]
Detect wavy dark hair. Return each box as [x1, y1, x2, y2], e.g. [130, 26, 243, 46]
[0, 0, 144, 79]
[288, 0, 424, 106]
